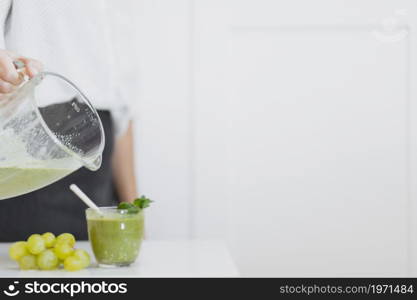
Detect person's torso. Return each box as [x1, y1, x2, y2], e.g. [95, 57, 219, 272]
[5, 0, 118, 110]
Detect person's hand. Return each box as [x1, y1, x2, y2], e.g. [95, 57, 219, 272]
[0, 49, 43, 94]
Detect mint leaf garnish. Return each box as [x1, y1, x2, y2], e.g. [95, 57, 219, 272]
[133, 196, 153, 209]
[118, 196, 153, 213]
[117, 202, 139, 214]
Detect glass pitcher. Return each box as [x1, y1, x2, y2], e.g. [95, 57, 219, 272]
[0, 61, 105, 200]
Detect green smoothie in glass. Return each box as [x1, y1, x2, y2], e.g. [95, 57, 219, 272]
[86, 207, 144, 267]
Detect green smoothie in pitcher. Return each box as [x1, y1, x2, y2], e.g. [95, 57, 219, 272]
[86, 207, 144, 267]
[0, 167, 75, 199]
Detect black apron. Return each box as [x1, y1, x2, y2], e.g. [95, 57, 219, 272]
[0, 110, 118, 241]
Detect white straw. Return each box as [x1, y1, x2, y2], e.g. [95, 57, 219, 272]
[69, 184, 102, 215]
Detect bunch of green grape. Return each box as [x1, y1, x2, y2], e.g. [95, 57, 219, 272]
[9, 233, 90, 271]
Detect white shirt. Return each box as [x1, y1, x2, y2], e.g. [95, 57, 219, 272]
[0, 0, 132, 137]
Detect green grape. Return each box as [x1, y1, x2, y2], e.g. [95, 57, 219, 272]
[73, 249, 91, 268]
[53, 242, 74, 260]
[56, 233, 75, 247]
[27, 234, 46, 255]
[9, 241, 28, 261]
[64, 256, 85, 271]
[42, 232, 56, 248]
[18, 254, 37, 270]
[36, 249, 59, 270]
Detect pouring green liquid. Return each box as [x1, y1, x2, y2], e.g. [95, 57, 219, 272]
[0, 167, 75, 200]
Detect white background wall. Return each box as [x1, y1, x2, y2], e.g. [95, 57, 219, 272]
[113, 0, 417, 277]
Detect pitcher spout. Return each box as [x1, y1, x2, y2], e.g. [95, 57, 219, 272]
[85, 155, 102, 171]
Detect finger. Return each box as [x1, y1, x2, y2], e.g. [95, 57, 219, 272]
[0, 80, 14, 93]
[0, 55, 20, 85]
[18, 57, 43, 78]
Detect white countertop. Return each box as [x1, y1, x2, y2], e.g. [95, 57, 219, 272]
[0, 240, 239, 277]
